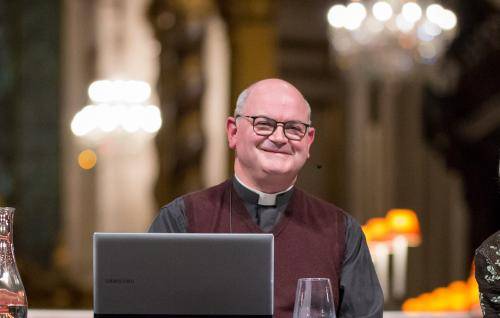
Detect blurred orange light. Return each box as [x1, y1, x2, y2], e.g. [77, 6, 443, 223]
[365, 217, 391, 241]
[402, 274, 480, 312]
[398, 34, 417, 49]
[416, 292, 433, 309]
[362, 225, 373, 242]
[430, 287, 450, 310]
[402, 297, 420, 311]
[386, 208, 421, 246]
[78, 149, 97, 170]
[448, 290, 469, 311]
[448, 280, 467, 292]
[467, 275, 480, 305]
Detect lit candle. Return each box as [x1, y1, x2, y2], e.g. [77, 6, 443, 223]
[364, 217, 392, 301]
[386, 209, 421, 299]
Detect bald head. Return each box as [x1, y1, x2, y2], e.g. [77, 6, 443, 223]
[235, 79, 311, 122]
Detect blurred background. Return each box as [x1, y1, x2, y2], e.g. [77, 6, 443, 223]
[0, 0, 498, 311]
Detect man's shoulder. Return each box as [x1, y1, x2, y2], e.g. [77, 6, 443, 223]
[184, 179, 231, 200]
[153, 180, 231, 232]
[158, 180, 229, 211]
[295, 188, 349, 218]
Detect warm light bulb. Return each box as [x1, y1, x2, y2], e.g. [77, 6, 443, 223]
[401, 2, 422, 23]
[88, 79, 151, 103]
[439, 9, 457, 30]
[426, 4, 444, 25]
[78, 149, 97, 170]
[344, 19, 363, 30]
[71, 111, 86, 136]
[74, 78, 162, 138]
[111, 80, 126, 102]
[88, 80, 113, 103]
[71, 105, 98, 136]
[372, 1, 393, 22]
[141, 105, 162, 133]
[96, 105, 118, 132]
[121, 105, 142, 132]
[327, 4, 347, 28]
[348, 2, 367, 20]
[344, 2, 367, 30]
[122, 80, 151, 103]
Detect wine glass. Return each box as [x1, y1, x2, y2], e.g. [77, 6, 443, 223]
[293, 278, 336, 318]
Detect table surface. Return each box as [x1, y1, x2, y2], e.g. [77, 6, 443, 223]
[27, 309, 477, 318]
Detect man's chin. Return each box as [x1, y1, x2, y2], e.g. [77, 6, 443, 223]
[263, 169, 288, 176]
[261, 164, 294, 176]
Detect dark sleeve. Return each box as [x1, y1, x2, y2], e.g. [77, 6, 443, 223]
[148, 196, 188, 233]
[474, 231, 500, 317]
[338, 215, 384, 318]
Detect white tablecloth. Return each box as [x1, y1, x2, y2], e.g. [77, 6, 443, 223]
[29, 310, 92, 318]
[384, 312, 474, 318]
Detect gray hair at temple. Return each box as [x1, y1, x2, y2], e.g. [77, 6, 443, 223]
[234, 86, 312, 123]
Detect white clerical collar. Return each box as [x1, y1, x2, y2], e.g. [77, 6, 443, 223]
[234, 175, 294, 206]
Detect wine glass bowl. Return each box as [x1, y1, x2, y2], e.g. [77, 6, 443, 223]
[293, 278, 336, 318]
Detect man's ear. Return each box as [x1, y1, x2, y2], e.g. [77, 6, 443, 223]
[305, 126, 315, 158]
[226, 117, 238, 149]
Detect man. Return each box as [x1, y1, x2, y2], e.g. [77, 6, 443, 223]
[149, 78, 383, 317]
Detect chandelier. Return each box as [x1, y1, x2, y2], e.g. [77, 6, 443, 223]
[327, 0, 458, 75]
[71, 80, 162, 139]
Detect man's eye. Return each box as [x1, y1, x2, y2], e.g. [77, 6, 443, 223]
[255, 120, 275, 127]
[286, 123, 305, 133]
[255, 124, 274, 132]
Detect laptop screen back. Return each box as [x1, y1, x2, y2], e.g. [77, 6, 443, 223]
[93, 233, 274, 317]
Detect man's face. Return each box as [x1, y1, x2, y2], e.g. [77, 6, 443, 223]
[227, 80, 315, 190]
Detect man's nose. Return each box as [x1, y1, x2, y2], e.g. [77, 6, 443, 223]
[268, 124, 288, 143]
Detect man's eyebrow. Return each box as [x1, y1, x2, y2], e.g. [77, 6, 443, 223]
[253, 115, 308, 123]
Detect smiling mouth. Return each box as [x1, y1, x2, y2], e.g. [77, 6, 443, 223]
[261, 148, 292, 155]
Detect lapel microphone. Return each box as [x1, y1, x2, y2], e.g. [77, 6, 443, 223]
[229, 188, 233, 233]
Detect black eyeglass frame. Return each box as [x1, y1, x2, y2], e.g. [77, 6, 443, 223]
[235, 114, 312, 141]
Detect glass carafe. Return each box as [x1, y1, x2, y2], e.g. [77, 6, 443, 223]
[0, 207, 27, 318]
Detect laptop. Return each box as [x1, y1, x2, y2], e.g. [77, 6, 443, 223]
[93, 233, 274, 317]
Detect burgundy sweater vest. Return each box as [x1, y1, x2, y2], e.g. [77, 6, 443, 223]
[184, 180, 346, 318]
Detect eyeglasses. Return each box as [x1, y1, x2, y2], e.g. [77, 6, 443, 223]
[235, 115, 311, 141]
